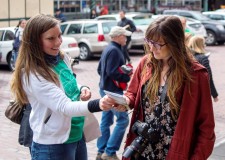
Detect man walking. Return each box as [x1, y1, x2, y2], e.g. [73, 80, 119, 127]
[96, 26, 132, 160]
[118, 10, 136, 64]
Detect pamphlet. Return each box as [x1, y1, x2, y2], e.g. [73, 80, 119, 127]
[104, 90, 130, 110]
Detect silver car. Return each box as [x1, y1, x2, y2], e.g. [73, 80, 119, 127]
[60, 20, 117, 60]
[152, 15, 207, 37]
[95, 12, 153, 50]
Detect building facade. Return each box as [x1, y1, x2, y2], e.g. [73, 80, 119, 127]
[0, 0, 53, 27]
[54, 0, 204, 17]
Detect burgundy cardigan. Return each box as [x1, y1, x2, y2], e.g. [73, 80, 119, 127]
[123, 55, 215, 160]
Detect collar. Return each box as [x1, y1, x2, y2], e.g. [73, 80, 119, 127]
[44, 53, 60, 66]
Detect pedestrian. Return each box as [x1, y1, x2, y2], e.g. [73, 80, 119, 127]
[179, 16, 194, 35]
[12, 19, 26, 67]
[96, 26, 132, 160]
[118, 10, 137, 64]
[55, 8, 66, 22]
[90, 9, 97, 19]
[188, 35, 219, 102]
[10, 14, 115, 160]
[116, 16, 215, 160]
[99, 6, 108, 15]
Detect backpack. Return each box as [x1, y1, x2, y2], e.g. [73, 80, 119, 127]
[13, 28, 21, 52]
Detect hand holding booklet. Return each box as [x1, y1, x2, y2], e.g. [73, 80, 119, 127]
[104, 90, 130, 110]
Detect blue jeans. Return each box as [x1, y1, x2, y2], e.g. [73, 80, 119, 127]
[12, 50, 18, 65]
[31, 136, 87, 160]
[97, 89, 129, 156]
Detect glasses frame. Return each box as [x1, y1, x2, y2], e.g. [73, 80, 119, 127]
[144, 38, 167, 50]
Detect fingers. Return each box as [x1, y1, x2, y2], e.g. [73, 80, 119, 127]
[99, 95, 128, 112]
[99, 95, 116, 111]
[114, 104, 127, 112]
[80, 89, 91, 101]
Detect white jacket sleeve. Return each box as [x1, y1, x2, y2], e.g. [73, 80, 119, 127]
[24, 73, 91, 117]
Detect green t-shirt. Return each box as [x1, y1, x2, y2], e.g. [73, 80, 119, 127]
[53, 59, 85, 143]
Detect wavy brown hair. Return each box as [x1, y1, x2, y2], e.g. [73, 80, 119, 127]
[11, 14, 63, 105]
[143, 16, 194, 120]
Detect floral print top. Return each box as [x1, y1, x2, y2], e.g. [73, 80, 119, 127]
[140, 82, 177, 160]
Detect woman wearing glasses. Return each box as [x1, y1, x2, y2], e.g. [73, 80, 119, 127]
[118, 16, 215, 160]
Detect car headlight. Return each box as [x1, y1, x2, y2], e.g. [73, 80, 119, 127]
[216, 25, 224, 31]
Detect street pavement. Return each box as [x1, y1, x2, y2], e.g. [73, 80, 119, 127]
[0, 46, 225, 160]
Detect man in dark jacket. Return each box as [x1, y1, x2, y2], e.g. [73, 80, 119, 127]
[118, 10, 137, 63]
[55, 8, 66, 23]
[96, 26, 132, 160]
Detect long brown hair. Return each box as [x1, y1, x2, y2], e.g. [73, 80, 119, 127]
[143, 16, 194, 119]
[11, 14, 63, 105]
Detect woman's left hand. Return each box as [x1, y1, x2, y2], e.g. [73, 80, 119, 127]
[80, 87, 91, 101]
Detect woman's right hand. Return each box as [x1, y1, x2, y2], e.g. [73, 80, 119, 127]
[99, 95, 116, 111]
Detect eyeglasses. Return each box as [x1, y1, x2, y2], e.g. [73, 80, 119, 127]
[144, 38, 167, 50]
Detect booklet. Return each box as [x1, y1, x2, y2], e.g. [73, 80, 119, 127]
[104, 90, 130, 110]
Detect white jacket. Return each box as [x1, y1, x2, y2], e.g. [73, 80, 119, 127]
[22, 54, 91, 144]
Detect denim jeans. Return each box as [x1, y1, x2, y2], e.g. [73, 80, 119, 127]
[12, 50, 18, 65]
[97, 89, 129, 156]
[31, 135, 87, 160]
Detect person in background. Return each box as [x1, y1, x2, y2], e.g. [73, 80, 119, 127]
[96, 26, 132, 160]
[10, 14, 115, 160]
[116, 16, 215, 160]
[184, 32, 193, 45]
[12, 19, 27, 66]
[188, 35, 219, 102]
[179, 16, 194, 35]
[118, 10, 137, 64]
[55, 8, 66, 22]
[90, 9, 97, 19]
[99, 6, 108, 15]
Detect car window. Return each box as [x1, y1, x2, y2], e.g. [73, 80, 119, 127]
[210, 14, 224, 20]
[98, 17, 116, 21]
[102, 22, 117, 34]
[83, 23, 98, 34]
[60, 24, 68, 34]
[179, 12, 193, 18]
[67, 24, 82, 34]
[4, 30, 14, 41]
[163, 11, 177, 15]
[0, 30, 4, 41]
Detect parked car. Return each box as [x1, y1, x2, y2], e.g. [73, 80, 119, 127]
[95, 12, 153, 49]
[0, 27, 16, 70]
[202, 11, 225, 25]
[163, 10, 225, 45]
[60, 20, 117, 60]
[152, 15, 207, 37]
[215, 9, 225, 12]
[0, 27, 80, 70]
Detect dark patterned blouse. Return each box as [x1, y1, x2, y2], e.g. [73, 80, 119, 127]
[140, 83, 177, 160]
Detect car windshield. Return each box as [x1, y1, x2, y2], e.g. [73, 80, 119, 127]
[192, 12, 211, 21]
[128, 15, 153, 26]
[102, 21, 117, 34]
[60, 24, 68, 34]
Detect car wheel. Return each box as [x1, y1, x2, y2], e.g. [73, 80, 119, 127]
[7, 52, 15, 71]
[79, 44, 91, 60]
[205, 30, 216, 46]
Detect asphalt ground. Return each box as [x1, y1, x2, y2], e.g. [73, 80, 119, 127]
[0, 46, 225, 160]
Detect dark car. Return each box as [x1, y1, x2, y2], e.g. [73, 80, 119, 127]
[163, 10, 225, 45]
